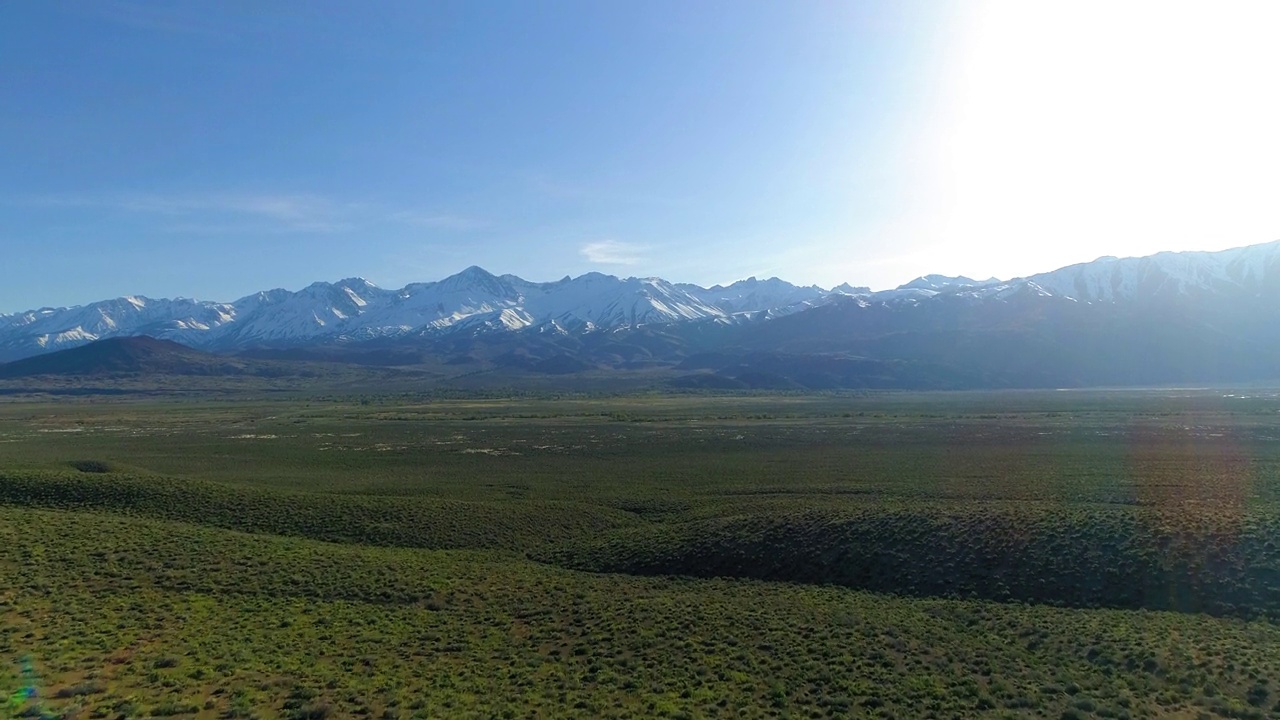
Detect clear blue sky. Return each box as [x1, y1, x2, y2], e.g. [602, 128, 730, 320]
[3, 1, 1278, 312]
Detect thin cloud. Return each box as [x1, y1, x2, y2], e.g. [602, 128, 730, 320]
[10, 192, 478, 236]
[390, 211, 489, 231]
[133, 193, 353, 232]
[581, 240, 647, 266]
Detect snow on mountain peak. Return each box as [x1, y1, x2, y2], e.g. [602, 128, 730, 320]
[336, 277, 379, 291]
[680, 276, 827, 315]
[433, 265, 516, 297]
[898, 275, 982, 292]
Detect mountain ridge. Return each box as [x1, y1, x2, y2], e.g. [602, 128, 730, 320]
[3, 241, 1280, 384]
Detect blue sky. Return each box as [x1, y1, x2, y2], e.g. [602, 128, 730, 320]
[3, 1, 1279, 312]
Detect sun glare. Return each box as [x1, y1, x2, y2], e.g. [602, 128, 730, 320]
[923, 0, 1280, 279]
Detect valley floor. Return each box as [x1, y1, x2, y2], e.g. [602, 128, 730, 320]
[2, 390, 1280, 718]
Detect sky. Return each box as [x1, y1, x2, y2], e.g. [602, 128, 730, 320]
[2, 0, 1279, 312]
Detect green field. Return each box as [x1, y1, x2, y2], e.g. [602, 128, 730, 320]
[4, 390, 1280, 719]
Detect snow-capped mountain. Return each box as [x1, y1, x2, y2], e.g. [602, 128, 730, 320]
[871, 242, 1280, 305]
[518, 272, 726, 328]
[1021, 243, 1280, 303]
[3, 240, 1279, 366]
[678, 277, 828, 316]
[0, 267, 745, 361]
[899, 274, 983, 293]
[0, 296, 239, 362]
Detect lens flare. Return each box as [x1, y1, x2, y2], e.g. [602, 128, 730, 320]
[6, 655, 47, 718]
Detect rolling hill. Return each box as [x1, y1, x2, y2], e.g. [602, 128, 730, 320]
[0, 336, 305, 379]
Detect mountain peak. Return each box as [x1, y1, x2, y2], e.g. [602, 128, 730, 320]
[456, 265, 496, 279]
[337, 276, 379, 289]
[833, 283, 871, 295]
[433, 265, 515, 298]
[898, 275, 980, 292]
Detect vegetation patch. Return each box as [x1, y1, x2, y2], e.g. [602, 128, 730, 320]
[542, 504, 1280, 618]
[67, 458, 121, 474]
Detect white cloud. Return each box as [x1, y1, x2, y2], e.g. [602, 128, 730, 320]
[580, 240, 646, 265]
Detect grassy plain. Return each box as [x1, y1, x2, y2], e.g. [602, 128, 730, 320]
[3, 389, 1280, 718]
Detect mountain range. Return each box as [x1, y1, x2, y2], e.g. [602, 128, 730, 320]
[4, 241, 1280, 389]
